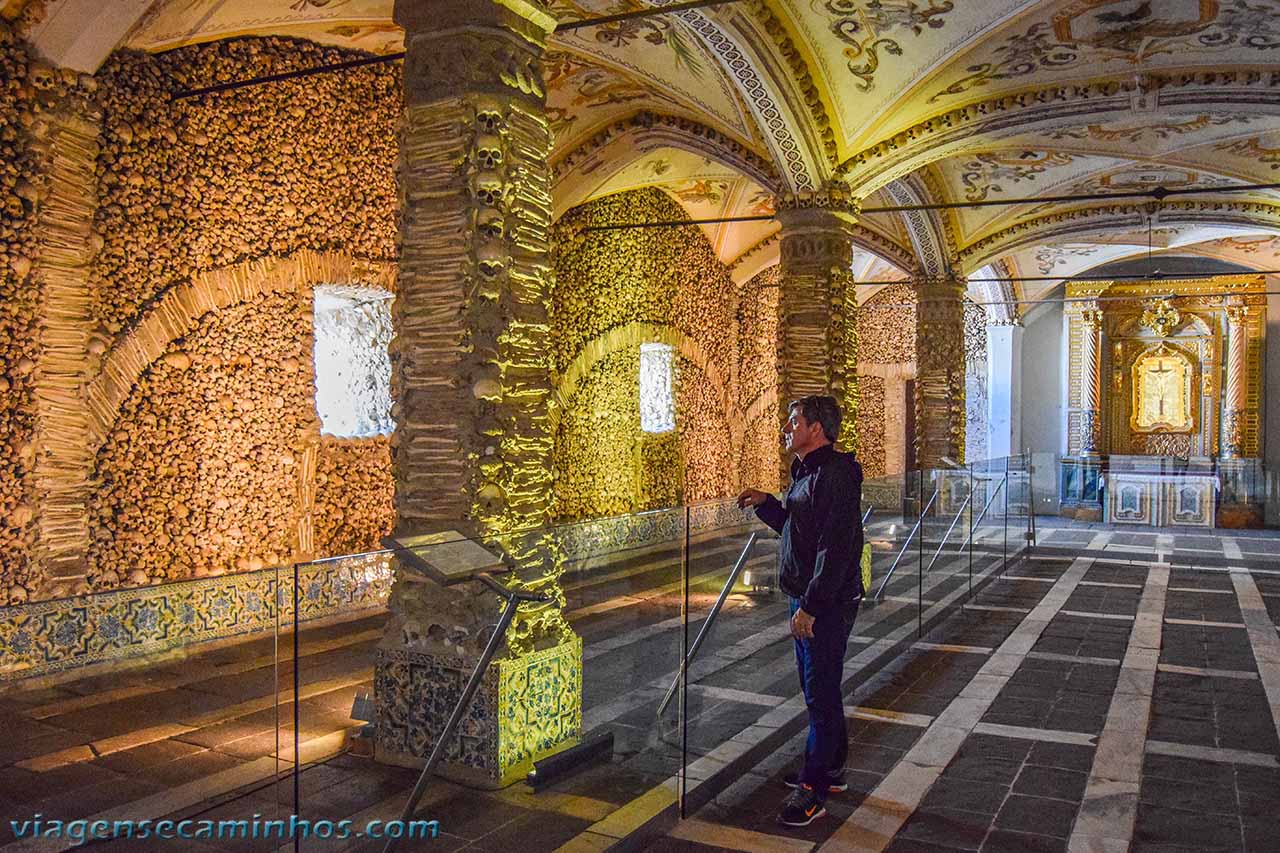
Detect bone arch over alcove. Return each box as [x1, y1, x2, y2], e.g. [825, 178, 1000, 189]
[76, 251, 395, 586]
[85, 251, 396, 451]
[552, 320, 736, 446]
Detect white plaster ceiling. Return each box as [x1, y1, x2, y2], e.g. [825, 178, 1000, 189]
[15, 0, 1280, 298]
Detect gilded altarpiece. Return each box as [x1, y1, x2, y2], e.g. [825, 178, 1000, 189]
[1065, 276, 1265, 459]
[1062, 276, 1266, 528]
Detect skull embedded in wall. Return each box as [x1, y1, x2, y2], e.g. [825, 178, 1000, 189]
[474, 99, 505, 134]
[27, 62, 56, 92]
[473, 134, 505, 170]
[477, 481, 506, 514]
[476, 208, 504, 241]
[472, 171, 505, 208]
[475, 240, 508, 278]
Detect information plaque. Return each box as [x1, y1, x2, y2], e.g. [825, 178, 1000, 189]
[380, 530, 508, 586]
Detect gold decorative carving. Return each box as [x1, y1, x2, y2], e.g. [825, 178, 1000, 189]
[1140, 300, 1181, 337]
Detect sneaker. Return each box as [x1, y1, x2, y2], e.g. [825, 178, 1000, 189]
[777, 784, 827, 827]
[783, 770, 848, 793]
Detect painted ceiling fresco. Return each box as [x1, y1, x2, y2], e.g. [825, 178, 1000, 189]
[46, 0, 1280, 310]
[573, 146, 778, 265]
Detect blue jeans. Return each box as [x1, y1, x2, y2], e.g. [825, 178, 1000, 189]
[791, 597, 858, 796]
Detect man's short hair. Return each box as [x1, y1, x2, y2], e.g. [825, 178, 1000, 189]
[789, 395, 841, 443]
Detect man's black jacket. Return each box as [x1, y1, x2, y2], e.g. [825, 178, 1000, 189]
[755, 443, 864, 616]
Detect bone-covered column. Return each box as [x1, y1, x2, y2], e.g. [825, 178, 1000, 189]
[913, 276, 967, 469]
[378, 0, 578, 788]
[775, 188, 860, 474]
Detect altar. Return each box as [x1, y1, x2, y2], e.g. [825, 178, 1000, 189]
[1103, 457, 1218, 528]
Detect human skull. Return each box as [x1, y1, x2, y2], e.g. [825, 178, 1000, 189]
[475, 240, 507, 277]
[472, 171, 504, 207]
[476, 208, 504, 240]
[475, 104, 504, 134]
[474, 134, 504, 170]
[28, 62, 56, 91]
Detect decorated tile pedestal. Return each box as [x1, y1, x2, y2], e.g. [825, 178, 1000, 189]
[373, 637, 582, 789]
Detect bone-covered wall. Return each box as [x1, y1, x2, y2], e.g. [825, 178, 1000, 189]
[857, 284, 917, 478]
[0, 28, 42, 601]
[550, 189, 743, 519]
[87, 295, 314, 585]
[90, 39, 398, 333]
[738, 265, 782, 493]
[82, 39, 401, 590]
[0, 36, 403, 602]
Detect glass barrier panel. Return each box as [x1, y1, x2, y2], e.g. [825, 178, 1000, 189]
[676, 499, 778, 815]
[0, 563, 301, 849]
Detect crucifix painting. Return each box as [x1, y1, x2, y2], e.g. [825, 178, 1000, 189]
[1133, 349, 1192, 432]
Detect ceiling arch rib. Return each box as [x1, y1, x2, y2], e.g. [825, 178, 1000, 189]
[881, 176, 953, 278]
[836, 73, 1280, 194]
[968, 262, 1017, 325]
[956, 200, 1280, 273]
[645, 0, 828, 192]
[551, 110, 781, 217]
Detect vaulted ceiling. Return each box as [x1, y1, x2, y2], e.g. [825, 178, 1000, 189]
[11, 0, 1280, 312]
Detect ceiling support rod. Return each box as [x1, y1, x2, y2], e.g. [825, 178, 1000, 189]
[171, 0, 745, 100]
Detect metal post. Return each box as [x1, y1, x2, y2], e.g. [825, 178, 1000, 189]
[1002, 457, 1010, 574]
[1026, 450, 1037, 551]
[680, 505, 690, 818]
[959, 475, 1006, 553]
[968, 465, 974, 602]
[384, 574, 545, 853]
[926, 491, 974, 572]
[917, 468, 924, 636]
[657, 532, 758, 718]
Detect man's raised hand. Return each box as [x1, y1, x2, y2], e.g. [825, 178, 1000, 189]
[737, 488, 769, 509]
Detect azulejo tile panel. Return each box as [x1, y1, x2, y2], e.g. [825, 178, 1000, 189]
[374, 638, 582, 787]
[552, 498, 749, 563]
[0, 553, 392, 682]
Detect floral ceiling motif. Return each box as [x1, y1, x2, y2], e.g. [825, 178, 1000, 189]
[1035, 245, 1099, 274]
[958, 151, 1076, 202]
[822, 0, 956, 91]
[1046, 114, 1255, 144]
[1212, 235, 1280, 254]
[1019, 168, 1242, 219]
[929, 0, 1280, 104]
[545, 51, 684, 145]
[1214, 136, 1280, 171]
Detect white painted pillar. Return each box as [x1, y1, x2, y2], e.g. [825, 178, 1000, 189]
[986, 323, 1023, 459]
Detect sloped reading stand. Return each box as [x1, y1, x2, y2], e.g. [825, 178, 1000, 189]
[379, 531, 550, 853]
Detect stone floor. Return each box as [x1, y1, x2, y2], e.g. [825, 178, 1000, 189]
[1, 516, 1278, 852]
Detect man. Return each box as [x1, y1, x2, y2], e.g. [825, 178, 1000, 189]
[738, 394, 863, 827]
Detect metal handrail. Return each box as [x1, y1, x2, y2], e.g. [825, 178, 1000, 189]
[958, 473, 1008, 552]
[926, 489, 974, 571]
[873, 486, 939, 601]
